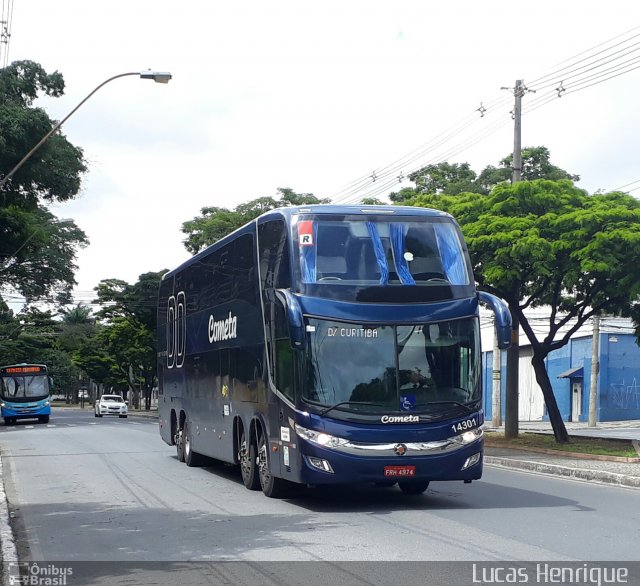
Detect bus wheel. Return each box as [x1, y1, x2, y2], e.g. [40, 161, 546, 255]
[39, 416, 49, 424]
[257, 429, 292, 498]
[239, 428, 260, 490]
[4, 418, 12, 426]
[398, 480, 430, 495]
[184, 419, 206, 467]
[176, 426, 185, 462]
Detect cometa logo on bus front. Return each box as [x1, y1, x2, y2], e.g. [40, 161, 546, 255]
[381, 414, 420, 424]
[208, 312, 238, 343]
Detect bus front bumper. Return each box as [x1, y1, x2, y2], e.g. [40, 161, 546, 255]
[1, 403, 51, 419]
[295, 435, 484, 486]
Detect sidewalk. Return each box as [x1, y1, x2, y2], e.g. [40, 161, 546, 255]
[484, 419, 640, 489]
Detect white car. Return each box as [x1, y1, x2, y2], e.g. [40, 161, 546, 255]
[94, 394, 128, 418]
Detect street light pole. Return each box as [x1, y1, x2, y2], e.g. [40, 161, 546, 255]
[0, 70, 172, 190]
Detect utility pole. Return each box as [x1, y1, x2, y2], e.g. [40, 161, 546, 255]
[588, 315, 600, 427]
[511, 80, 524, 182]
[502, 79, 527, 438]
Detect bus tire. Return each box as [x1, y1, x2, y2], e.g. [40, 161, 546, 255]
[257, 428, 293, 498]
[4, 418, 11, 426]
[39, 416, 49, 424]
[239, 427, 260, 490]
[176, 425, 185, 462]
[184, 419, 206, 467]
[398, 480, 430, 495]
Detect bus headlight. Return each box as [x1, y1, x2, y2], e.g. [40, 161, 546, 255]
[295, 424, 349, 449]
[454, 428, 483, 445]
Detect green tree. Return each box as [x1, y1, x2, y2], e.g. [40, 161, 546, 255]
[393, 147, 578, 202]
[93, 271, 167, 408]
[499, 146, 580, 183]
[0, 306, 80, 398]
[406, 162, 480, 196]
[409, 180, 640, 442]
[0, 61, 88, 306]
[72, 334, 122, 395]
[182, 187, 329, 254]
[0, 208, 87, 305]
[0, 60, 86, 204]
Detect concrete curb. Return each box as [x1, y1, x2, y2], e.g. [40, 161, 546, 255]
[0, 453, 18, 583]
[485, 456, 640, 489]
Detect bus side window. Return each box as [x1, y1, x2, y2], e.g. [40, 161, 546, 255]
[273, 299, 295, 401]
[258, 220, 290, 291]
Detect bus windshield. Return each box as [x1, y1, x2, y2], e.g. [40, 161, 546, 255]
[302, 317, 480, 415]
[295, 215, 470, 287]
[0, 375, 50, 400]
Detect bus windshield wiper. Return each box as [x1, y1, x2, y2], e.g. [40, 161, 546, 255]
[319, 401, 385, 416]
[421, 401, 477, 415]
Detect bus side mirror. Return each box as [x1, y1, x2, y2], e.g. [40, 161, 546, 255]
[477, 291, 512, 350]
[48, 376, 55, 389]
[276, 289, 304, 348]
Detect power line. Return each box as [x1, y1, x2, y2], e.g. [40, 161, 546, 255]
[0, 0, 14, 68]
[331, 26, 640, 205]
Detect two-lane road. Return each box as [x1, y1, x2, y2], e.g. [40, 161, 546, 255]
[1, 408, 638, 565]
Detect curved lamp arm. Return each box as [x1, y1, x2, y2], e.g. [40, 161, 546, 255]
[0, 70, 172, 189]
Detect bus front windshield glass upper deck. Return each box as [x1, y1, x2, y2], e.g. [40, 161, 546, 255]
[303, 317, 480, 416]
[295, 214, 471, 288]
[0, 375, 49, 401]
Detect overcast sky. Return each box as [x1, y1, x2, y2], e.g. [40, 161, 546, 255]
[5, 1, 640, 307]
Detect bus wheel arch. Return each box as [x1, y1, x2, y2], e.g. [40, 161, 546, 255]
[255, 420, 293, 498]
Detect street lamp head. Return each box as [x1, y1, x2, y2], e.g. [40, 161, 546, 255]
[139, 70, 172, 84]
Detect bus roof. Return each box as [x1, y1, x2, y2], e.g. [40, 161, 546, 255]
[163, 204, 452, 280]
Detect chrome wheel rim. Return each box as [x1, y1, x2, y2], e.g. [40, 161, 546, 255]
[257, 435, 270, 488]
[239, 436, 251, 481]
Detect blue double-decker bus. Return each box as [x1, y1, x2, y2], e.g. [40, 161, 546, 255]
[0, 363, 52, 425]
[157, 205, 511, 497]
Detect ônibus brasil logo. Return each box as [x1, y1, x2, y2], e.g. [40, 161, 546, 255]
[208, 312, 238, 343]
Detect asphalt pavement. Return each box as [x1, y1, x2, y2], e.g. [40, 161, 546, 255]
[0, 409, 639, 580]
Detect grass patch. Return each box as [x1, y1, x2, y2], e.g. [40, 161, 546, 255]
[485, 431, 638, 458]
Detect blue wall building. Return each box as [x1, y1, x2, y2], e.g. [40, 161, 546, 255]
[482, 331, 640, 422]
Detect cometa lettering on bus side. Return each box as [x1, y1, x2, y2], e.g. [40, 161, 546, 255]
[208, 312, 238, 343]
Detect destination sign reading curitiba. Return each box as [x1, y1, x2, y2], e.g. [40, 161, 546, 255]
[208, 312, 238, 344]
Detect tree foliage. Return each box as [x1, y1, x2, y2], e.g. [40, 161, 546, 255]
[0, 305, 80, 397]
[409, 180, 640, 442]
[0, 60, 86, 205]
[393, 146, 579, 201]
[182, 187, 330, 254]
[0, 61, 88, 307]
[0, 207, 87, 304]
[89, 271, 167, 408]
